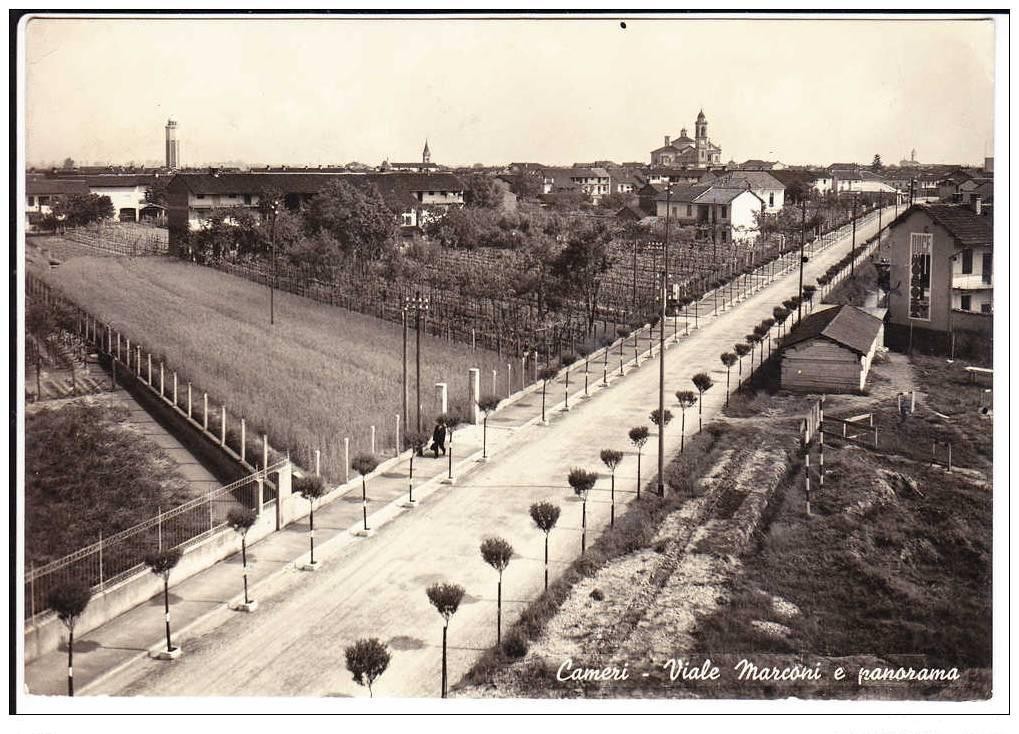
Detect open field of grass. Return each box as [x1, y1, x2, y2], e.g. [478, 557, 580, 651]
[26, 401, 192, 566]
[38, 254, 506, 480]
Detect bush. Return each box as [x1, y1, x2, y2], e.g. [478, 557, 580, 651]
[501, 630, 529, 659]
[590, 588, 605, 601]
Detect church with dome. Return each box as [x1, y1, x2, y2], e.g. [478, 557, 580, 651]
[650, 110, 722, 169]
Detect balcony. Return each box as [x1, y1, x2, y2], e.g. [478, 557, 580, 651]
[951, 274, 992, 290]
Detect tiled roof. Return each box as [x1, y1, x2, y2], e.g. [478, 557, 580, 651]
[84, 175, 158, 188]
[887, 203, 993, 249]
[710, 170, 785, 190]
[783, 305, 883, 356]
[652, 184, 761, 205]
[26, 179, 90, 195]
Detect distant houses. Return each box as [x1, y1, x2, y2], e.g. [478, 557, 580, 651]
[653, 183, 764, 244]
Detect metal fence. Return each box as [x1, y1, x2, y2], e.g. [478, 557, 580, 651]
[25, 459, 288, 624]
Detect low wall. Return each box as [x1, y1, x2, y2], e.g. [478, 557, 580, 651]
[25, 505, 280, 662]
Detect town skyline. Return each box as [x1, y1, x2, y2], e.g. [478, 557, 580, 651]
[24, 16, 995, 169]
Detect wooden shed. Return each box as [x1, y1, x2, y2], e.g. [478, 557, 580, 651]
[781, 305, 884, 393]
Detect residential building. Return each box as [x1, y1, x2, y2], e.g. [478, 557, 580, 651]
[540, 167, 611, 203]
[25, 178, 89, 229]
[740, 159, 785, 171]
[709, 170, 786, 212]
[650, 110, 722, 168]
[654, 184, 764, 244]
[84, 175, 161, 222]
[386, 140, 442, 173]
[780, 305, 884, 392]
[644, 168, 715, 187]
[164, 171, 464, 243]
[885, 202, 993, 353]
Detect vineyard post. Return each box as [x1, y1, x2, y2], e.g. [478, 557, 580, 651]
[241, 419, 246, 463]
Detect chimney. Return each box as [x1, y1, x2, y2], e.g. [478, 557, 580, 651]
[973, 195, 982, 216]
[664, 135, 671, 147]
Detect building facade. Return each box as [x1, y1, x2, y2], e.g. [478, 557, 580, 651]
[654, 184, 764, 244]
[885, 202, 993, 352]
[708, 170, 786, 212]
[780, 305, 884, 392]
[650, 110, 722, 168]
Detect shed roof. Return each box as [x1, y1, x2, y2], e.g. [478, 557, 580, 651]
[783, 305, 883, 356]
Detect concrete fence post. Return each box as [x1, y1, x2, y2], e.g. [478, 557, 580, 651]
[395, 413, 401, 454]
[159, 363, 164, 397]
[506, 363, 512, 399]
[203, 393, 209, 430]
[148, 354, 152, 385]
[136, 346, 141, 376]
[468, 368, 480, 424]
[263, 434, 269, 472]
[187, 383, 192, 419]
[315, 449, 321, 477]
[116, 332, 122, 362]
[520, 356, 526, 391]
[241, 419, 247, 463]
[370, 425, 376, 455]
[492, 369, 497, 396]
[126, 338, 131, 369]
[435, 382, 448, 417]
[173, 372, 178, 407]
[344, 437, 350, 484]
[221, 406, 227, 446]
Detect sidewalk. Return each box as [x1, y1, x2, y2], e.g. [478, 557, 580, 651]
[23, 207, 891, 697]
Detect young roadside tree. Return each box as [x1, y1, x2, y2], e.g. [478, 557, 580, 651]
[674, 391, 697, 452]
[426, 582, 466, 698]
[802, 284, 817, 310]
[733, 343, 751, 387]
[439, 410, 464, 481]
[226, 506, 258, 606]
[600, 449, 623, 527]
[144, 547, 182, 656]
[529, 501, 561, 591]
[772, 306, 791, 339]
[294, 475, 327, 566]
[47, 582, 92, 696]
[628, 425, 650, 499]
[720, 352, 738, 405]
[403, 430, 429, 503]
[479, 537, 514, 644]
[691, 373, 714, 433]
[26, 301, 56, 400]
[539, 365, 559, 423]
[351, 453, 380, 532]
[567, 468, 598, 555]
[476, 394, 502, 460]
[649, 408, 673, 430]
[344, 638, 391, 698]
[745, 333, 762, 373]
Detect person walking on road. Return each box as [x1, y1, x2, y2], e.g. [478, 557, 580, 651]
[431, 417, 447, 458]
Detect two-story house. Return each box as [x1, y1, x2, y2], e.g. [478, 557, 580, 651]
[885, 201, 992, 354]
[654, 184, 764, 244]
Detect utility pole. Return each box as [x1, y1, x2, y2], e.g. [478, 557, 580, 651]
[798, 197, 806, 321]
[663, 183, 673, 294]
[401, 304, 409, 441]
[406, 291, 429, 434]
[851, 196, 858, 278]
[269, 201, 279, 325]
[657, 270, 667, 498]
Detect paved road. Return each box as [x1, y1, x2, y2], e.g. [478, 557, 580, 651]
[78, 210, 889, 699]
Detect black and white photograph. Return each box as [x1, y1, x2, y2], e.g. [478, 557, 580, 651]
[8, 7, 1010, 725]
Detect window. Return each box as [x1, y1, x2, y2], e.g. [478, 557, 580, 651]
[768, 192, 774, 207]
[243, 194, 252, 205]
[981, 303, 992, 314]
[686, 205, 692, 216]
[27, 196, 35, 206]
[196, 194, 206, 199]
[960, 294, 972, 311]
[961, 249, 973, 274]
[720, 205, 728, 219]
[39, 196, 50, 205]
[982, 253, 992, 284]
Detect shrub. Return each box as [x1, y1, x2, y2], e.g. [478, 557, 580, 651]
[590, 588, 605, 601]
[502, 630, 529, 659]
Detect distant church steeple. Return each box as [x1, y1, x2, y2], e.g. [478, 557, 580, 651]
[422, 139, 431, 165]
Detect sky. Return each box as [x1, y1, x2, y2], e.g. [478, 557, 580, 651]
[23, 14, 997, 168]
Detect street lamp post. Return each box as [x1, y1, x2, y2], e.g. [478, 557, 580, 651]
[798, 198, 807, 321]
